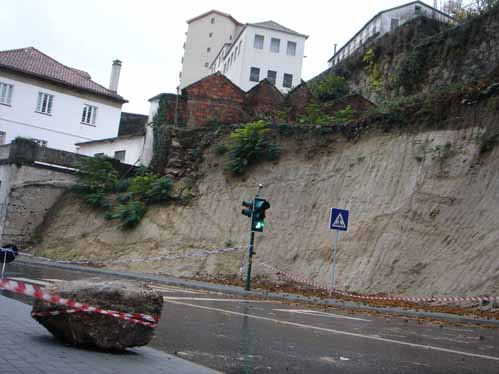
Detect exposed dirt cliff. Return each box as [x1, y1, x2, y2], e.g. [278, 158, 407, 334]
[34, 94, 499, 297]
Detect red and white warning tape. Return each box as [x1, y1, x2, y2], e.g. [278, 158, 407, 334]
[254, 259, 499, 304]
[0, 277, 159, 328]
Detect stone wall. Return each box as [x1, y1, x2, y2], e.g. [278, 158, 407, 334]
[313, 9, 499, 103]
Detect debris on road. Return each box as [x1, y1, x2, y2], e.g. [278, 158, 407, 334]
[32, 277, 163, 350]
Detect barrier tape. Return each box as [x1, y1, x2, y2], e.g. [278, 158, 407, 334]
[0, 277, 159, 328]
[254, 259, 499, 304]
[3, 245, 246, 266]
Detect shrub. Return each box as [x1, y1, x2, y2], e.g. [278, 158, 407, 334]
[84, 191, 111, 209]
[110, 201, 147, 229]
[332, 105, 356, 124]
[297, 104, 333, 125]
[12, 137, 38, 146]
[309, 73, 350, 102]
[227, 121, 280, 175]
[74, 156, 118, 194]
[128, 173, 172, 204]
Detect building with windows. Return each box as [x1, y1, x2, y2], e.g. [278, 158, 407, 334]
[327, 1, 456, 67]
[180, 10, 307, 93]
[0, 47, 127, 152]
[76, 112, 147, 165]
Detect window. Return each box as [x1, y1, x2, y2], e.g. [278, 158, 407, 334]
[283, 73, 293, 88]
[287, 41, 297, 56]
[235, 46, 239, 57]
[254, 34, 264, 49]
[204, 62, 209, 68]
[207, 47, 211, 52]
[36, 92, 54, 114]
[81, 104, 97, 125]
[114, 150, 126, 162]
[209, 32, 213, 38]
[0, 82, 13, 105]
[211, 17, 215, 24]
[0, 131, 5, 145]
[391, 18, 399, 31]
[415, 5, 422, 15]
[238, 41, 242, 55]
[267, 70, 277, 85]
[249, 67, 260, 82]
[270, 38, 280, 53]
[230, 35, 233, 40]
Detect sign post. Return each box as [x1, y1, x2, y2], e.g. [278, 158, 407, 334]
[329, 208, 349, 298]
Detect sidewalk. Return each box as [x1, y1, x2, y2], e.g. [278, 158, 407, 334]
[0, 294, 219, 374]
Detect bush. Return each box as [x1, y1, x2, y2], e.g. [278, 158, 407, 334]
[297, 104, 333, 125]
[74, 155, 172, 229]
[110, 201, 147, 229]
[74, 156, 118, 194]
[332, 105, 356, 124]
[309, 73, 350, 102]
[128, 173, 172, 204]
[227, 121, 280, 175]
[12, 136, 38, 146]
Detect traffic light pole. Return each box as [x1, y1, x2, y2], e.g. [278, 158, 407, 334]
[245, 184, 263, 291]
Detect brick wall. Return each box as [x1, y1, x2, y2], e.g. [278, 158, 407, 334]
[245, 79, 284, 119]
[157, 72, 371, 127]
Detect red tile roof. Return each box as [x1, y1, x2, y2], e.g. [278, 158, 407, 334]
[0, 47, 126, 103]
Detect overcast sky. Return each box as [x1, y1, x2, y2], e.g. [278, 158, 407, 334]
[2, 0, 438, 114]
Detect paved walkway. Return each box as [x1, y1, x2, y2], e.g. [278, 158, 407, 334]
[0, 294, 219, 374]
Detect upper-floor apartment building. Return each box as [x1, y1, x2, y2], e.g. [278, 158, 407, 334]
[180, 10, 307, 93]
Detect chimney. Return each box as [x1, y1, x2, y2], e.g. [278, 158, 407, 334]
[109, 59, 122, 92]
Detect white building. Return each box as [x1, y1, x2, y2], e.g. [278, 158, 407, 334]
[328, 1, 457, 67]
[76, 112, 147, 165]
[180, 10, 307, 93]
[0, 47, 126, 153]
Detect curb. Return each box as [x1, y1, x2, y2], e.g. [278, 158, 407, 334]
[16, 259, 499, 327]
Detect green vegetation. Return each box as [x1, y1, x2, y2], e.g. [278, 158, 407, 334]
[362, 48, 383, 93]
[309, 73, 349, 101]
[12, 136, 38, 146]
[332, 105, 356, 124]
[214, 143, 229, 156]
[150, 96, 172, 172]
[226, 120, 280, 175]
[297, 104, 333, 125]
[74, 156, 172, 229]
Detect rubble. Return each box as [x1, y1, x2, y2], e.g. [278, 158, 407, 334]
[32, 278, 163, 350]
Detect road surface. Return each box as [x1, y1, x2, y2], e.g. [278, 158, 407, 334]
[3, 262, 499, 374]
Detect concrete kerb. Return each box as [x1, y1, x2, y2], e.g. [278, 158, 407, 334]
[15, 258, 499, 328]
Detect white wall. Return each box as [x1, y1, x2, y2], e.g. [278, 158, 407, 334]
[180, 12, 239, 89]
[78, 136, 145, 166]
[219, 25, 306, 93]
[0, 72, 122, 153]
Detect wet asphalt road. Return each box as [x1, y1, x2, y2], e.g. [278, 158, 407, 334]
[4, 263, 499, 374]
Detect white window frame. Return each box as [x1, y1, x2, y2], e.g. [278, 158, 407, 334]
[283, 73, 293, 88]
[0, 82, 13, 106]
[270, 38, 280, 53]
[286, 41, 297, 56]
[249, 67, 260, 82]
[254, 34, 264, 50]
[81, 104, 97, 125]
[36, 92, 54, 115]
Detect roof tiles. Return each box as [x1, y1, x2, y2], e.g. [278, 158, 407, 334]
[0, 47, 126, 102]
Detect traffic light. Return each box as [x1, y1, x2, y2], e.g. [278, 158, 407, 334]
[251, 197, 270, 232]
[241, 200, 253, 218]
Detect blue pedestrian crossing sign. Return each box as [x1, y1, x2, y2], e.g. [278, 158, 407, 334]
[330, 208, 349, 231]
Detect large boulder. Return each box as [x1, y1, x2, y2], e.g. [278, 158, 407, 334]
[32, 278, 163, 350]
